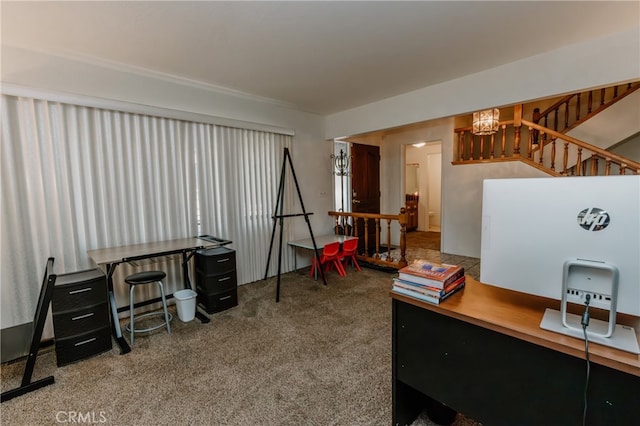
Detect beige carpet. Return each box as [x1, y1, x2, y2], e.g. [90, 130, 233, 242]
[1, 267, 480, 426]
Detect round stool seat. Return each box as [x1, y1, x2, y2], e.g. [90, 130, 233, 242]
[125, 271, 166, 285]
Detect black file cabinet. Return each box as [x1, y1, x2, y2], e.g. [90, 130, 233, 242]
[195, 247, 238, 314]
[51, 269, 112, 366]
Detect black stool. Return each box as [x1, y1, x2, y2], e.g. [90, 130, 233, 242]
[124, 271, 172, 344]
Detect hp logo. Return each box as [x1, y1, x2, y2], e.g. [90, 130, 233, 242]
[577, 207, 610, 231]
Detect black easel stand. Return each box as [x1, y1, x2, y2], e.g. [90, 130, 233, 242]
[2, 258, 56, 402]
[264, 148, 326, 302]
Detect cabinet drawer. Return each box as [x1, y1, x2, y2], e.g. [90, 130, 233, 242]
[52, 269, 107, 312]
[195, 247, 236, 275]
[55, 326, 112, 367]
[196, 270, 237, 293]
[197, 288, 238, 314]
[52, 302, 110, 339]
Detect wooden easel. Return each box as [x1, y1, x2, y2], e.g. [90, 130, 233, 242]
[1, 258, 56, 402]
[264, 148, 326, 302]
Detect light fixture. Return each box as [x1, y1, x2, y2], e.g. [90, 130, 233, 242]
[472, 108, 500, 135]
[412, 142, 426, 148]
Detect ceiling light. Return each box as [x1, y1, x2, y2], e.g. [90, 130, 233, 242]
[472, 108, 500, 135]
[412, 142, 426, 148]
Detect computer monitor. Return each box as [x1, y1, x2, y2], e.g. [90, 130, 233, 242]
[480, 175, 639, 353]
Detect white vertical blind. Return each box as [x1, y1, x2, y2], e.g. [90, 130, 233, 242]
[1, 94, 293, 330]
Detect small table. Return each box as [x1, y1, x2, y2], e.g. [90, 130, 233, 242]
[88, 236, 229, 354]
[288, 235, 358, 279]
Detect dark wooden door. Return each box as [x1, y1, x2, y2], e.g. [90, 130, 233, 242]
[351, 143, 380, 254]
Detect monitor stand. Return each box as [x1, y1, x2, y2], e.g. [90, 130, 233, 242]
[540, 308, 640, 354]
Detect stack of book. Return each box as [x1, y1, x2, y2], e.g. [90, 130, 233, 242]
[393, 260, 465, 304]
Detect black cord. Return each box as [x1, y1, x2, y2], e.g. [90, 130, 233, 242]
[581, 294, 591, 426]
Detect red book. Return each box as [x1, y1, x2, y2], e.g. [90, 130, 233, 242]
[397, 260, 464, 289]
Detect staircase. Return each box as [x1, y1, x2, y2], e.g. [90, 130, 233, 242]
[453, 82, 640, 176]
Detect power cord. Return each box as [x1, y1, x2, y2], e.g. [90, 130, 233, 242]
[581, 294, 591, 426]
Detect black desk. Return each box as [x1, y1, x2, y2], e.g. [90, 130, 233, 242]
[391, 277, 640, 426]
[87, 237, 228, 354]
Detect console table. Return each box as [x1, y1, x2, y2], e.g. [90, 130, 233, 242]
[391, 277, 640, 426]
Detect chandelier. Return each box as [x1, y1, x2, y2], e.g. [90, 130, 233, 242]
[472, 108, 500, 135]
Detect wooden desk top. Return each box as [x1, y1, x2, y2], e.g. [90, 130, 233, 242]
[391, 276, 640, 377]
[87, 237, 218, 265]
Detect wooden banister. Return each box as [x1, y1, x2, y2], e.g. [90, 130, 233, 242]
[453, 82, 640, 177]
[328, 209, 408, 269]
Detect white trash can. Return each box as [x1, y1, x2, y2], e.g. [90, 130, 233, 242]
[173, 289, 197, 322]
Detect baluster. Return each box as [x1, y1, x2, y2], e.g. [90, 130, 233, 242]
[575, 93, 581, 122]
[605, 159, 611, 176]
[620, 164, 627, 175]
[479, 135, 485, 160]
[576, 148, 582, 176]
[563, 142, 569, 174]
[614, 85, 619, 98]
[550, 140, 556, 171]
[564, 101, 570, 130]
[500, 125, 506, 158]
[469, 136, 475, 160]
[532, 108, 540, 145]
[527, 127, 534, 159]
[588, 91, 593, 114]
[581, 160, 587, 176]
[386, 220, 392, 262]
[590, 155, 597, 176]
[399, 209, 407, 267]
[374, 218, 380, 259]
[553, 109, 558, 132]
[489, 133, 495, 159]
[514, 126, 521, 155]
[459, 131, 465, 161]
[538, 132, 545, 166]
[600, 88, 606, 106]
[363, 218, 369, 256]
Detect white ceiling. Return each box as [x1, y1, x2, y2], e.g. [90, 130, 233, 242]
[2, 1, 639, 115]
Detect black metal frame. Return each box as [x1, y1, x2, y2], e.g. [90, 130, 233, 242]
[106, 245, 215, 355]
[1, 258, 56, 402]
[264, 147, 325, 302]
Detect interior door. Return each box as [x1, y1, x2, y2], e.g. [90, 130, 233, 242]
[350, 143, 380, 254]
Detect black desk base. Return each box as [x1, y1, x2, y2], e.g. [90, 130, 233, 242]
[392, 299, 640, 426]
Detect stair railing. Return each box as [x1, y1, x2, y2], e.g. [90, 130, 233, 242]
[533, 82, 640, 142]
[522, 119, 640, 176]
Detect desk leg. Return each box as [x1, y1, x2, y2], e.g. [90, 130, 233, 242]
[106, 264, 131, 354]
[109, 291, 131, 354]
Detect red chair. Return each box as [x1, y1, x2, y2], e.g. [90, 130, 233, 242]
[310, 241, 346, 279]
[339, 238, 361, 272]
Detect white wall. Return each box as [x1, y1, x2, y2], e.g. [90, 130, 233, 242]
[1, 46, 334, 242]
[325, 27, 640, 139]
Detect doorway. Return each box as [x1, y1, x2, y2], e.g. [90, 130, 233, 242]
[405, 142, 442, 232]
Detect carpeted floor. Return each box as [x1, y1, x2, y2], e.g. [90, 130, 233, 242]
[1, 265, 481, 426]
